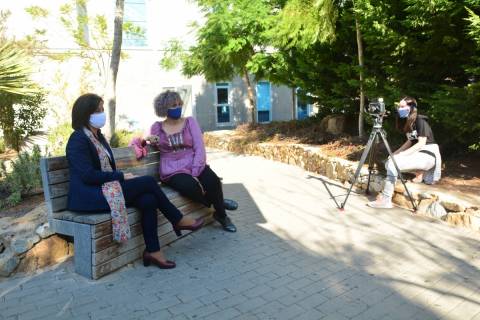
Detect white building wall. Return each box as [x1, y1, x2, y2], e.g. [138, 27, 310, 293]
[2, 0, 296, 133]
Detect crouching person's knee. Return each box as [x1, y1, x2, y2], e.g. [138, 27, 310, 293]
[385, 159, 398, 177]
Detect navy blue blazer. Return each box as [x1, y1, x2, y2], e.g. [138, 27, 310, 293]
[66, 129, 124, 212]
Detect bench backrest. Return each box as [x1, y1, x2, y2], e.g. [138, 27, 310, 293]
[40, 146, 160, 219]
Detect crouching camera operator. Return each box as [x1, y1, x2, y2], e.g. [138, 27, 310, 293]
[367, 96, 442, 209]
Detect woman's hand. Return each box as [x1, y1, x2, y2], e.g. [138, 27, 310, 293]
[145, 135, 160, 145]
[124, 173, 138, 180]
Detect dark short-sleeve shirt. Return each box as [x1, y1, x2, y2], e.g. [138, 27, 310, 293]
[406, 115, 435, 145]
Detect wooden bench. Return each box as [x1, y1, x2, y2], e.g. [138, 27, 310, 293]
[39, 146, 213, 279]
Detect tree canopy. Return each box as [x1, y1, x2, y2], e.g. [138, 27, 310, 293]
[160, 0, 480, 151]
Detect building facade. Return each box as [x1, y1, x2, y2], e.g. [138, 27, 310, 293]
[2, 0, 314, 132]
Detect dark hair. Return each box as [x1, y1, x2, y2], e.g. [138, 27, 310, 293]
[396, 96, 418, 133]
[71, 93, 103, 130]
[153, 90, 183, 117]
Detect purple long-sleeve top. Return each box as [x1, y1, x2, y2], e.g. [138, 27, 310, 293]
[150, 116, 206, 182]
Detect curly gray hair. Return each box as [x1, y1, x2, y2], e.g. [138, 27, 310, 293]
[153, 90, 183, 117]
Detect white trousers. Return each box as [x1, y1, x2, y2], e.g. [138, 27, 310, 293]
[382, 152, 435, 198]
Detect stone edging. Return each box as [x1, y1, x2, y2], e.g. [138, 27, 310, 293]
[204, 131, 480, 233]
[0, 204, 73, 277]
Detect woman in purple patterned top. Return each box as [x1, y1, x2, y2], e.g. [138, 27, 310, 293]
[146, 90, 237, 232]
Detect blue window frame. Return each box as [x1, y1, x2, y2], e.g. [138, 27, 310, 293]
[256, 81, 271, 123]
[123, 0, 147, 47]
[296, 88, 312, 120]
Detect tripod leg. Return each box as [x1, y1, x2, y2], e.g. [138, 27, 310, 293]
[379, 131, 418, 211]
[341, 131, 376, 209]
[366, 137, 378, 195]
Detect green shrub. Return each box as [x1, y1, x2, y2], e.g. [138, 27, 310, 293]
[46, 122, 73, 156]
[110, 129, 142, 148]
[0, 92, 47, 151]
[0, 145, 42, 209]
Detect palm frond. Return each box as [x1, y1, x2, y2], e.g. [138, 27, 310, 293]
[0, 42, 38, 96]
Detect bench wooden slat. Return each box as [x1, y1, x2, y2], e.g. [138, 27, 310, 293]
[92, 210, 213, 279]
[51, 196, 68, 213]
[122, 162, 159, 179]
[52, 189, 192, 222]
[93, 220, 172, 266]
[47, 161, 160, 201]
[47, 153, 160, 185]
[44, 146, 158, 172]
[48, 169, 70, 185]
[49, 182, 70, 198]
[93, 202, 205, 253]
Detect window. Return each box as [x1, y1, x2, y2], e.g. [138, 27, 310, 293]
[215, 83, 231, 124]
[296, 88, 312, 120]
[123, 0, 147, 47]
[256, 81, 271, 123]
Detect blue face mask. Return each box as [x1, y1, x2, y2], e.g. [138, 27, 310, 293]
[167, 106, 182, 119]
[398, 107, 410, 118]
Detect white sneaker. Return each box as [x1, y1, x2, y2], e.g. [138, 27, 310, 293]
[367, 195, 393, 209]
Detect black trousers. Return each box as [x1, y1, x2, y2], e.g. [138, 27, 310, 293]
[121, 176, 182, 252]
[166, 166, 226, 218]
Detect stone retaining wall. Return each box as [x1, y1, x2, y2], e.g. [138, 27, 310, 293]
[0, 203, 73, 277]
[205, 131, 480, 232]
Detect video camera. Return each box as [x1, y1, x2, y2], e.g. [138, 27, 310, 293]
[367, 97, 386, 115]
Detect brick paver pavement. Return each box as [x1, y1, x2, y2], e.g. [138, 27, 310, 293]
[1, 149, 480, 320]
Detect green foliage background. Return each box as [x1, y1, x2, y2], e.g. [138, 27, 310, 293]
[0, 146, 42, 209]
[168, 0, 480, 153]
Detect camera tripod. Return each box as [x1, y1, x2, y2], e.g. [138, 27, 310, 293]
[325, 115, 417, 211]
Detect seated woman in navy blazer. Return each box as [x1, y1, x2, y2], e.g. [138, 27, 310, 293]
[66, 93, 204, 269]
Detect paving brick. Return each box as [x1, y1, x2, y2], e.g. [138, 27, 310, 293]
[146, 296, 182, 313]
[294, 309, 326, 320]
[146, 309, 172, 319]
[18, 305, 60, 320]
[270, 303, 304, 320]
[232, 313, 262, 320]
[0, 303, 37, 318]
[176, 286, 211, 303]
[296, 292, 329, 310]
[320, 311, 350, 320]
[214, 294, 248, 309]
[260, 286, 291, 302]
[168, 300, 204, 316]
[277, 290, 313, 307]
[253, 300, 285, 315]
[184, 303, 221, 319]
[335, 299, 369, 318]
[199, 289, 231, 305]
[205, 307, 241, 320]
[243, 284, 273, 298]
[234, 297, 267, 313]
[226, 280, 257, 295]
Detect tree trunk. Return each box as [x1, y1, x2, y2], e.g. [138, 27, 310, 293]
[105, 0, 124, 139]
[355, 13, 365, 138]
[242, 68, 256, 124]
[292, 87, 296, 120]
[0, 101, 17, 150]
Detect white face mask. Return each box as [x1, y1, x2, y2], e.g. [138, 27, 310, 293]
[89, 112, 106, 129]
